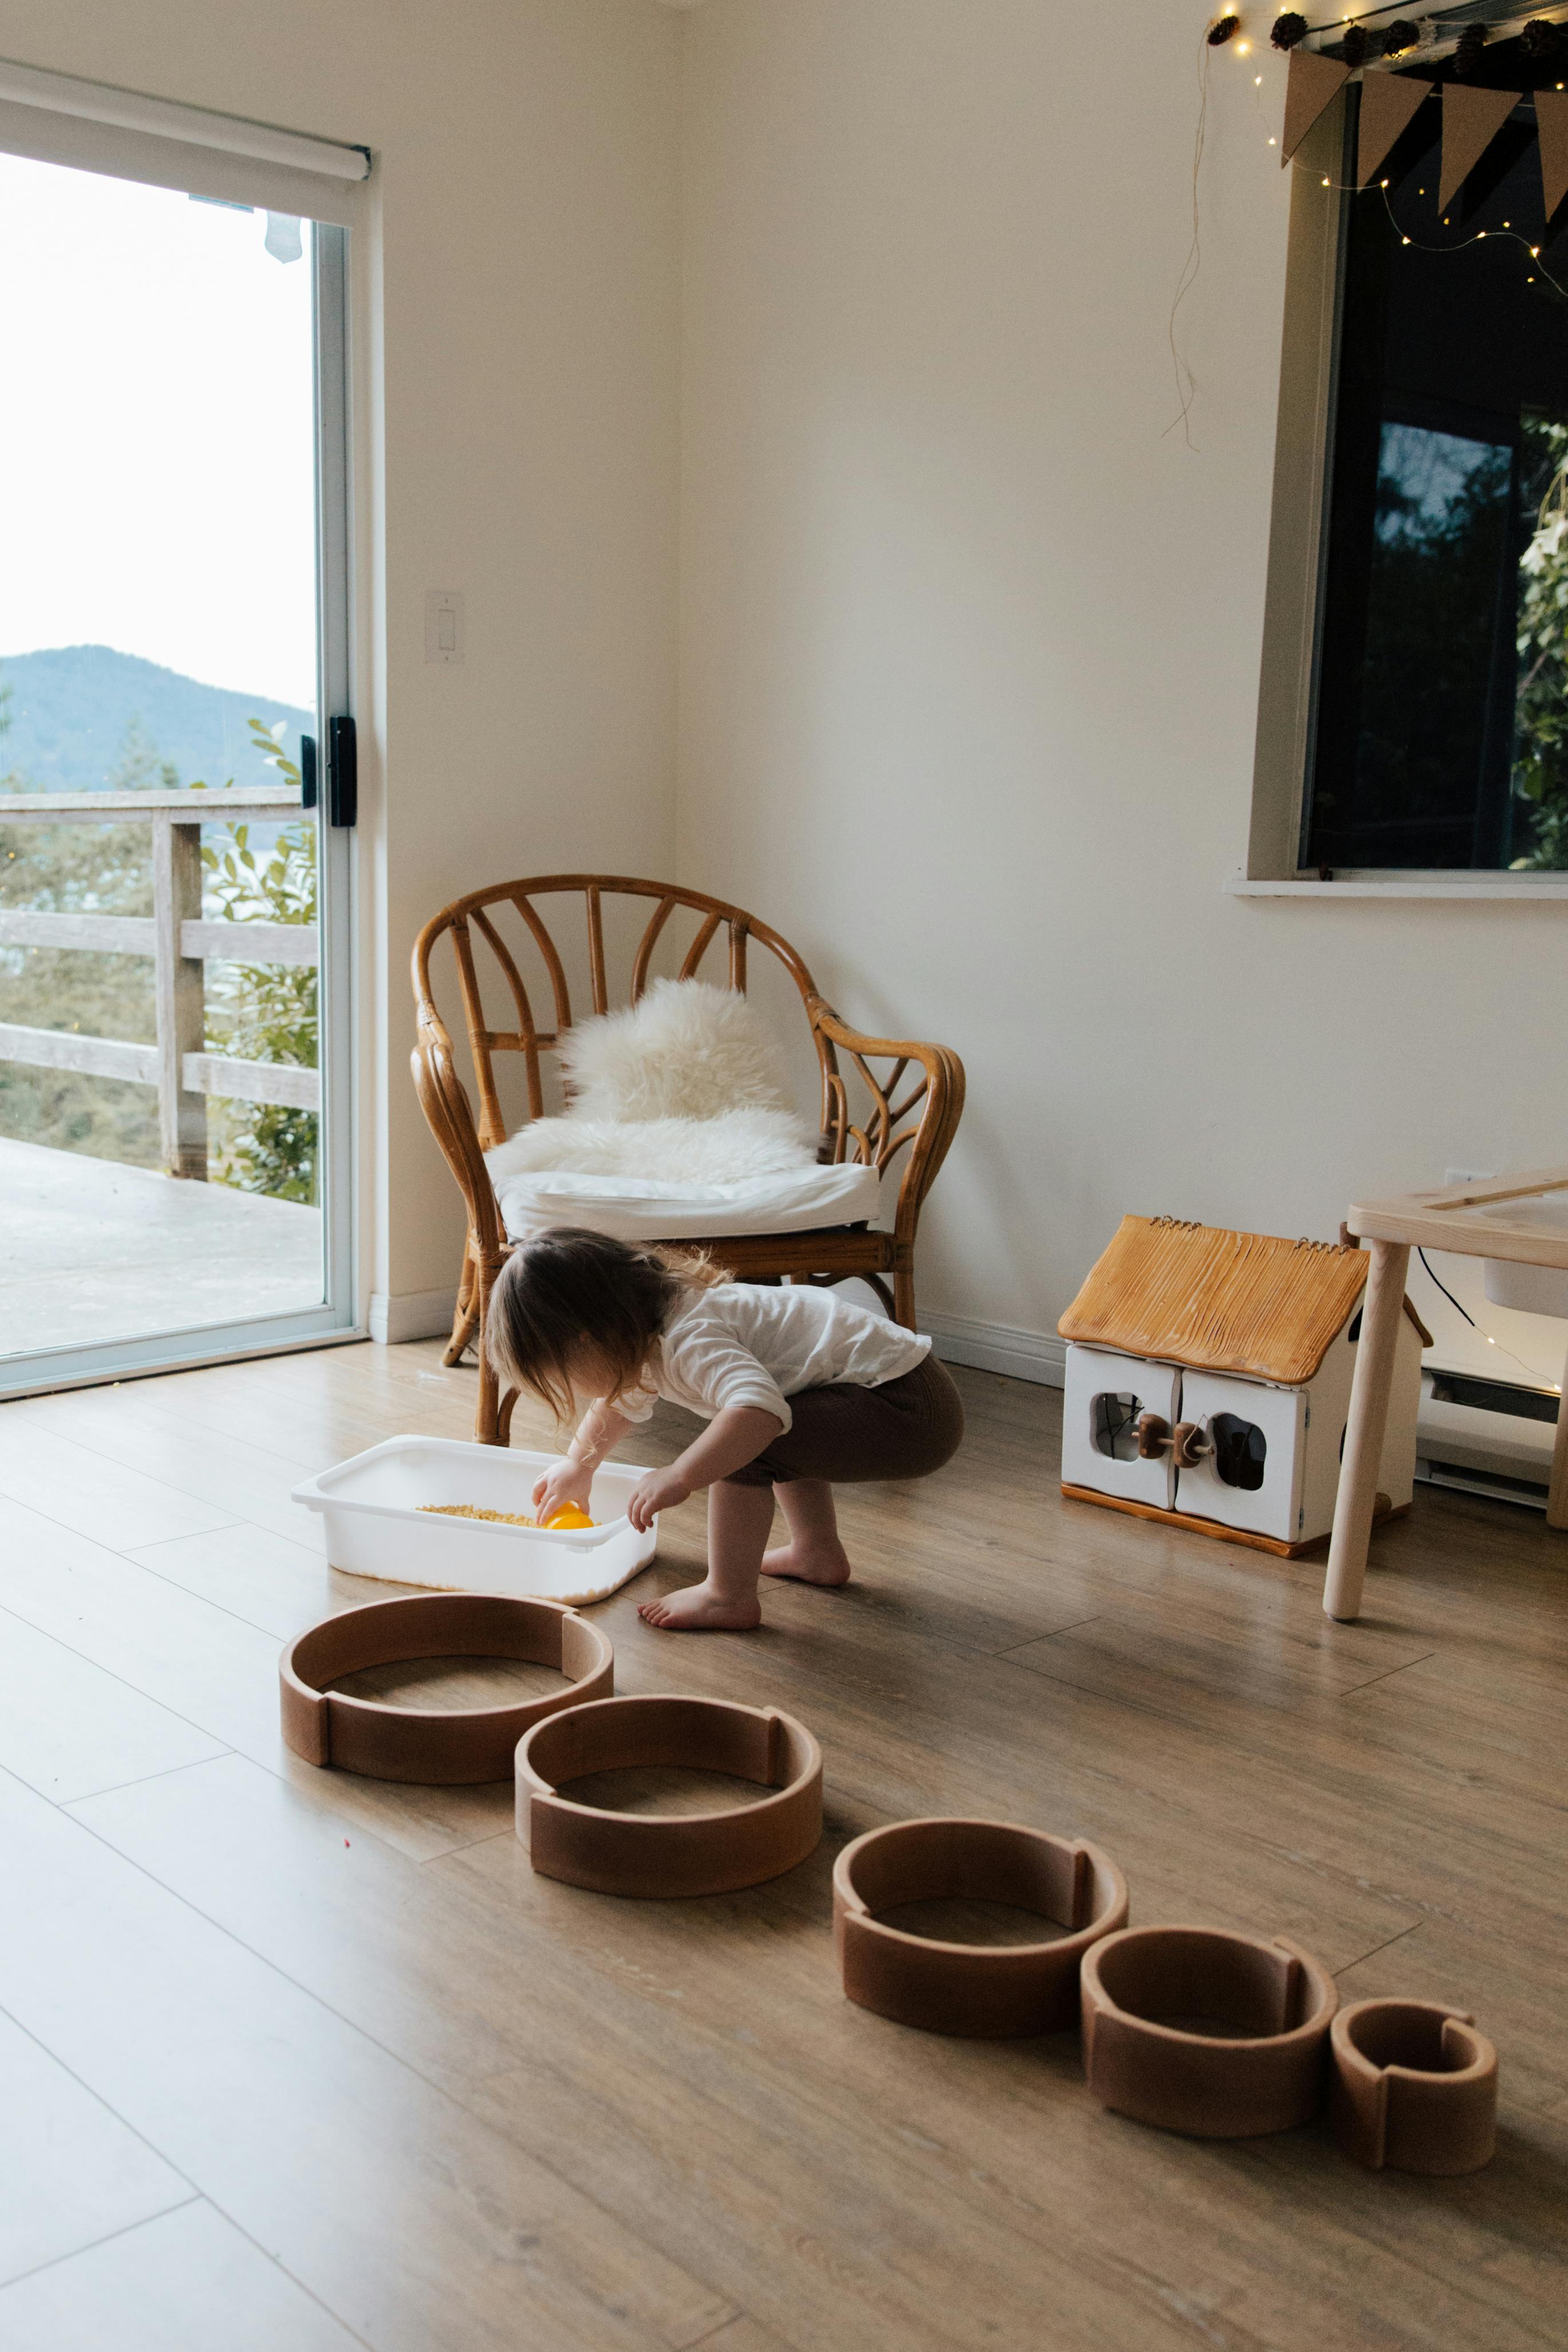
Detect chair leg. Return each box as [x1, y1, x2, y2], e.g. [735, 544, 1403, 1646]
[893, 1268, 916, 1331]
[1549, 1323, 1568, 1530]
[1322, 1241, 1409, 1622]
[470, 1252, 511, 1447]
[476, 1346, 503, 1446]
[444, 1248, 480, 1367]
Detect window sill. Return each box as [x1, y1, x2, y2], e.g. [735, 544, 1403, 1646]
[1225, 874, 1568, 901]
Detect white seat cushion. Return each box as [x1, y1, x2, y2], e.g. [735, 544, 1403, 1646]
[494, 1160, 884, 1245]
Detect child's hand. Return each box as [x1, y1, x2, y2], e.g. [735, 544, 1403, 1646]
[626, 1468, 690, 1531]
[532, 1460, 593, 1522]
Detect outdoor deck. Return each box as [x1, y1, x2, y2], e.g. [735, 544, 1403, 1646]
[0, 1137, 321, 1364]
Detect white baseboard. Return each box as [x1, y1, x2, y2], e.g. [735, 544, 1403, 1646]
[927, 1311, 1064, 1388]
[369, 1286, 460, 1346]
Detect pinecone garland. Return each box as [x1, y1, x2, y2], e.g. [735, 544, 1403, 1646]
[1270, 11, 1309, 49]
[1453, 23, 1488, 78]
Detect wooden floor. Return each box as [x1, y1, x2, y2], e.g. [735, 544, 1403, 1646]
[0, 1341, 1563, 2350]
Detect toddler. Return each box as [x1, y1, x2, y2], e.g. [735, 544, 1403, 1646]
[485, 1227, 964, 1630]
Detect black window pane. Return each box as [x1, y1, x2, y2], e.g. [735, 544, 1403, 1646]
[1210, 1412, 1266, 1492]
[1091, 1392, 1143, 1463]
[1306, 63, 1568, 871]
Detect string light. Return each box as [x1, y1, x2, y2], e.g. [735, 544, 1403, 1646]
[1276, 144, 1568, 304]
[1416, 1250, 1561, 1390]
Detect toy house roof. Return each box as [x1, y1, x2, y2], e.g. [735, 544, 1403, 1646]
[1058, 1215, 1431, 1385]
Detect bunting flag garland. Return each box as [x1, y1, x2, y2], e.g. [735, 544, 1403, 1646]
[1357, 71, 1434, 187]
[1439, 83, 1522, 210]
[1537, 86, 1568, 220]
[1278, 34, 1568, 221]
[1282, 47, 1349, 164]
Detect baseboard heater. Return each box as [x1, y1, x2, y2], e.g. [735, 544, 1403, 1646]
[1415, 1369, 1558, 1510]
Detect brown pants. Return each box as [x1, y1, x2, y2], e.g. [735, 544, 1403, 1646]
[724, 1353, 964, 1487]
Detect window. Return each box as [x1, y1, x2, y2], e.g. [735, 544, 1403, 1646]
[1252, 26, 1568, 881]
[1210, 1412, 1267, 1491]
[1091, 1391, 1144, 1462]
[0, 68, 365, 1397]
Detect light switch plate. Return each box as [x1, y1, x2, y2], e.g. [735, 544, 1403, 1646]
[425, 589, 465, 664]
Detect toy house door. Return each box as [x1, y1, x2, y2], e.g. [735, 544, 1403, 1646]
[1062, 1347, 1181, 1510]
[1172, 1373, 1304, 1544]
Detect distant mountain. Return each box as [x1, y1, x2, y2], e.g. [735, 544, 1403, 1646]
[0, 645, 312, 797]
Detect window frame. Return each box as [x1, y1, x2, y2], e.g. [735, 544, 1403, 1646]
[0, 139, 363, 1399]
[1244, 90, 1568, 896]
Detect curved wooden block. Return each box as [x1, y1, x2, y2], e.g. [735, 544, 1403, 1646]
[1080, 1925, 1337, 2137]
[1331, 1999, 1497, 2175]
[833, 1818, 1128, 2038]
[279, 1592, 613, 1785]
[515, 1694, 822, 1897]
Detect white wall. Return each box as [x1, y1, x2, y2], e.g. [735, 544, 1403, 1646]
[10, 0, 1562, 1372]
[675, 0, 1568, 1366]
[0, 0, 683, 1329]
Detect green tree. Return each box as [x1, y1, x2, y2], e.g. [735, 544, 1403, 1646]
[106, 712, 181, 794]
[1512, 419, 1568, 869]
[200, 718, 318, 1202]
[0, 683, 161, 1165]
[0, 696, 318, 1192]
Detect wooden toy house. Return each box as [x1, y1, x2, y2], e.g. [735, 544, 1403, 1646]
[1058, 1217, 1430, 1557]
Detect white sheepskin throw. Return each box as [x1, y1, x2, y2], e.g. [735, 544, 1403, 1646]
[561, 977, 791, 1120]
[485, 980, 818, 1186]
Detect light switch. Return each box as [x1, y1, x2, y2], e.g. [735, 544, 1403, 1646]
[425, 589, 465, 665]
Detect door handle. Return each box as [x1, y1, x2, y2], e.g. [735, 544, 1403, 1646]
[327, 714, 357, 828]
[300, 732, 318, 811]
[1171, 1421, 1212, 1469]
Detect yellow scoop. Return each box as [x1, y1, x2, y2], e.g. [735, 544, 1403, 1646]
[540, 1502, 595, 1531]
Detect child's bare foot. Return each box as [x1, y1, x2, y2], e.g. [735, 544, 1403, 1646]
[638, 1580, 762, 1631]
[761, 1538, 852, 1589]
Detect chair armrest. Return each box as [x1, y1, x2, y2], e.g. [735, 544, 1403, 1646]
[411, 999, 507, 1262]
[809, 1001, 965, 1245]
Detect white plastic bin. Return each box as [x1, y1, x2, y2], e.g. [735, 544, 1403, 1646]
[291, 1436, 660, 1605]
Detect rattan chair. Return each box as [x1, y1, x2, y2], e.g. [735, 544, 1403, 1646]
[411, 875, 965, 1444]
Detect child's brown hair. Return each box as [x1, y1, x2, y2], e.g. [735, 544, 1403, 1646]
[485, 1226, 730, 1420]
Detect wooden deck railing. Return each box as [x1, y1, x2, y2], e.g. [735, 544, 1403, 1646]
[0, 787, 318, 1181]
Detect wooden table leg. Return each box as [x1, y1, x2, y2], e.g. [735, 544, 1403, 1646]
[1323, 1240, 1411, 1623]
[1548, 1328, 1568, 1531]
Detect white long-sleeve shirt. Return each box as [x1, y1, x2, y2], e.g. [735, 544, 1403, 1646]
[603, 1282, 930, 1438]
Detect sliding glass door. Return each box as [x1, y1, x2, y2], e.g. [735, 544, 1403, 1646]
[0, 149, 355, 1393]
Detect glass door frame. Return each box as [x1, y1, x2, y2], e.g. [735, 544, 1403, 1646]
[0, 209, 360, 1400]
